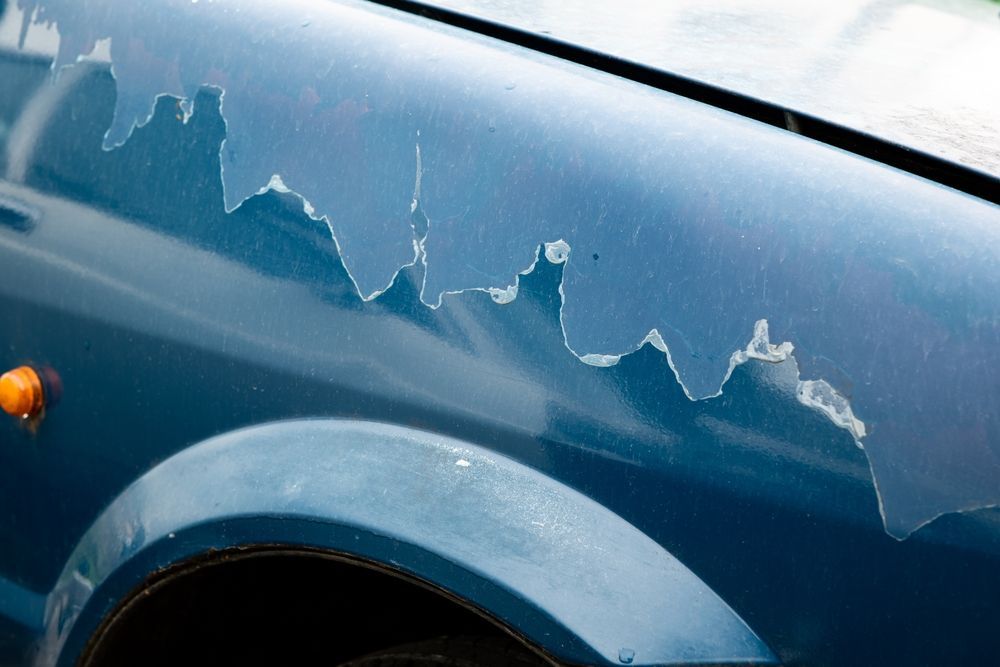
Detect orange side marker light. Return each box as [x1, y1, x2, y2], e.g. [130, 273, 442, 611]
[0, 366, 45, 418]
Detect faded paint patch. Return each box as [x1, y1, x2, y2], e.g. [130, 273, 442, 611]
[10, 0, 1000, 538]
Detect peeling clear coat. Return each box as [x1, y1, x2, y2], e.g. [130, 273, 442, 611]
[12, 0, 999, 541]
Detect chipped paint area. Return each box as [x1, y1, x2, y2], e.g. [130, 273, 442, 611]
[10, 0, 1000, 538]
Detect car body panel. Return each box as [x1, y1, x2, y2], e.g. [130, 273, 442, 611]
[0, 0, 998, 665]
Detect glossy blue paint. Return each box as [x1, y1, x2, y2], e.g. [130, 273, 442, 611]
[39, 420, 775, 666]
[0, 0, 997, 665]
[0, 577, 43, 632]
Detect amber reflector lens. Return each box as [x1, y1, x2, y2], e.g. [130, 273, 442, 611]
[0, 366, 45, 417]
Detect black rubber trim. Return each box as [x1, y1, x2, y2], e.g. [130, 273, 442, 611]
[368, 0, 1000, 205]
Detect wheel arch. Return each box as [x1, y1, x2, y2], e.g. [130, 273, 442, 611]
[41, 419, 776, 666]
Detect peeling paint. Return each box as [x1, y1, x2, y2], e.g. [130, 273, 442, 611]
[544, 240, 571, 265]
[796, 380, 866, 443]
[730, 320, 866, 442]
[9, 0, 1000, 539]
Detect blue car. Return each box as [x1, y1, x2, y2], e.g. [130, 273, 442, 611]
[0, 0, 998, 665]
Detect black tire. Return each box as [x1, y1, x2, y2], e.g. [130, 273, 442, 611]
[340, 635, 547, 667]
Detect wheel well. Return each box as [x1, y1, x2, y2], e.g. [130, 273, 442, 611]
[81, 547, 552, 666]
